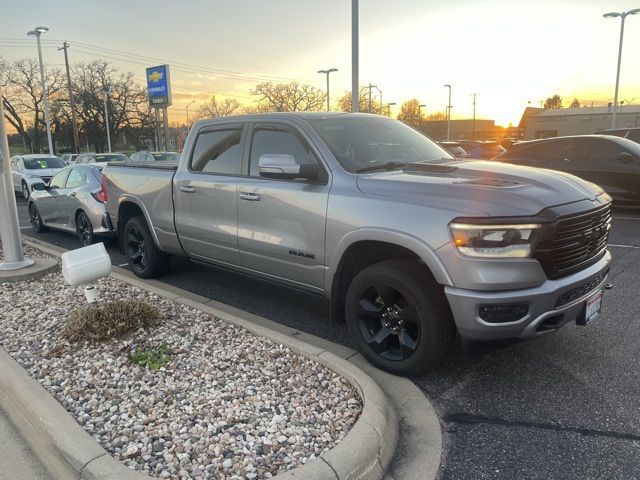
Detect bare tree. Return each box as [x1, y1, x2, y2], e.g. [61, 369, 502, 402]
[426, 111, 447, 121]
[397, 99, 425, 127]
[336, 87, 386, 115]
[72, 60, 150, 152]
[195, 94, 240, 120]
[2, 58, 64, 153]
[248, 81, 326, 112]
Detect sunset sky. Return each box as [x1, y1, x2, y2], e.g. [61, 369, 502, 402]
[2, 0, 640, 126]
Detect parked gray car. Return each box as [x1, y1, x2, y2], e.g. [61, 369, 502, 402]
[76, 152, 129, 168]
[28, 164, 111, 246]
[102, 112, 612, 375]
[10, 154, 66, 199]
[130, 151, 180, 162]
[59, 153, 80, 165]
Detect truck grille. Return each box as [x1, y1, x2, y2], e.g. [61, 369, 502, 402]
[533, 204, 611, 280]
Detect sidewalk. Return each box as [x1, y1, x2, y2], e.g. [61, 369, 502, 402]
[0, 408, 50, 479]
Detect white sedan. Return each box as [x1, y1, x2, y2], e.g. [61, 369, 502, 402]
[10, 154, 66, 199]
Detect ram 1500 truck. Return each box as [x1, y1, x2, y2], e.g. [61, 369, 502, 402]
[102, 113, 612, 374]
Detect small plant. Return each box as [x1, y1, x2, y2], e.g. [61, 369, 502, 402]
[62, 300, 160, 342]
[130, 342, 171, 370]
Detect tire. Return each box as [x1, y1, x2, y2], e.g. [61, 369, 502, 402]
[123, 216, 171, 278]
[345, 259, 456, 375]
[21, 181, 30, 200]
[76, 211, 95, 247]
[28, 203, 47, 233]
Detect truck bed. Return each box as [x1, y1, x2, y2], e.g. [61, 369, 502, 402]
[106, 160, 178, 171]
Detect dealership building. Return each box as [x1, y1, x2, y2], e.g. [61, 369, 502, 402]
[520, 105, 640, 140]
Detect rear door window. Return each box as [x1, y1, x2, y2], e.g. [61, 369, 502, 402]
[49, 170, 71, 189]
[190, 128, 244, 175]
[66, 169, 88, 188]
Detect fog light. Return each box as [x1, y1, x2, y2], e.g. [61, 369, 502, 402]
[479, 304, 528, 323]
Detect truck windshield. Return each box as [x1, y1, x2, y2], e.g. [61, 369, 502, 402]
[308, 116, 453, 173]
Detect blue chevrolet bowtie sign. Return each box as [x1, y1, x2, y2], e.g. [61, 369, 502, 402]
[146, 64, 172, 107]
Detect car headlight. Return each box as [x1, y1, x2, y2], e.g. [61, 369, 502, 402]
[449, 222, 542, 258]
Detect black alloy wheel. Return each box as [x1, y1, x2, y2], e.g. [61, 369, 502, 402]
[126, 223, 148, 274]
[29, 203, 46, 233]
[76, 211, 95, 246]
[345, 259, 456, 375]
[355, 284, 420, 361]
[123, 216, 171, 278]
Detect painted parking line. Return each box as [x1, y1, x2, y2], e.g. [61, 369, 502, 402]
[608, 243, 640, 249]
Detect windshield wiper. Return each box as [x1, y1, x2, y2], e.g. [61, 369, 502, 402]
[356, 161, 408, 173]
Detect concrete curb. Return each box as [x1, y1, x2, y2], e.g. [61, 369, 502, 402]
[3, 237, 400, 480]
[0, 257, 58, 283]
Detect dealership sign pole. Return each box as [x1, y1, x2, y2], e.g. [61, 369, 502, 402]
[146, 65, 172, 151]
[0, 87, 34, 270]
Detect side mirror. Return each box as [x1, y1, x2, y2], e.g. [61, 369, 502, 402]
[258, 154, 319, 180]
[617, 152, 634, 164]
[31, 183, 47, 191]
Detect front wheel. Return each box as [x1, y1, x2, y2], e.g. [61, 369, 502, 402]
[21, 181, 30, 200]
[345, 259, 456, 375]
[123, 216, 171, 278]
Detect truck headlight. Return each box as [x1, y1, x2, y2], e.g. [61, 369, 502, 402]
[449, 223, 542, 258]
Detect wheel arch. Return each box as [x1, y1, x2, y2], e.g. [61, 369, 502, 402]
[328, 229, 452, 325]
[116, 196, 160, 254]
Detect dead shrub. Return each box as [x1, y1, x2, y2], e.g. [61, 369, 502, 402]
[62, 300, 160, 342]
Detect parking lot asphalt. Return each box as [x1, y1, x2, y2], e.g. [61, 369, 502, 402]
[14, 196, 640, 479]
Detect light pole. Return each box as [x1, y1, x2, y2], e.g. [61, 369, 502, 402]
[186, 100, 196, 125]
[444, 84, 452, 140]
[367, 83, 378, 113]
[472, 93, 477, 140]
[352, 0, 359, 112]
[0, 87, 34, 270]
[386, 102, 396, 117]
[604, 8, 640, 128]
[318, 68, 338, 111]
[103, 88, 112, 153]
[27, 26, 54, 155]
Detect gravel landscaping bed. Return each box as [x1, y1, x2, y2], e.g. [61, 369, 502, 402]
[0, 253, 361, 479]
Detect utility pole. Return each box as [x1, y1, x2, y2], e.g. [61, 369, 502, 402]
[472, 93, 477, 141]
[58, 41, 80, 154]
[185, 100, 195, 125]
[351, 0, 359, 113]
[103, 89, 112, 153]
[367, 83, 377, 113]
[0, 87, 34, 271]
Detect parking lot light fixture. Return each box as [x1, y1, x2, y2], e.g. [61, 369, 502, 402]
[604, 8, 640, 128]
[186, 100, 196, 125]
[318, 68, 338, 111]
[27, 26, 54, 155]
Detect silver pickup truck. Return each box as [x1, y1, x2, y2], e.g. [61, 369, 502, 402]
[102, 112, 612, 374]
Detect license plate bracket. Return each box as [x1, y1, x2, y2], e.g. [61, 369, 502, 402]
[576, 290, 603, 326]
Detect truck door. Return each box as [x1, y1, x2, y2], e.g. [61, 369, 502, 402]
[174, 124, 246, 266]
[236, 124, 330, 291]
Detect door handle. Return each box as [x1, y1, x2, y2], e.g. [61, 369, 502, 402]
[239, 192, 260, 201]
[179, 185, 196, 193]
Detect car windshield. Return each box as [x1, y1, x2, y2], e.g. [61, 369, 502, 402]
[23, 157, 65, 169]
[151, 152, 179, 161]
[308, 116, 452, 173]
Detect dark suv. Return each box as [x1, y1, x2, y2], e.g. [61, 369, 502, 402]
[595, 127, 640, 144]
[494, 135, 640, 206]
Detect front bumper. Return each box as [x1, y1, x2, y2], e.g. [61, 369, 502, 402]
[444, 250, 612, 341]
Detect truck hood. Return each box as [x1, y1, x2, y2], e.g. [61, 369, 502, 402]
[356, 160, 604, 217]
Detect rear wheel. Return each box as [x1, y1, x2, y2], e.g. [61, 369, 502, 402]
[76, 211, 95, 247]
[345, 259, 456, 375]
[123, 216, 171, 278]
[28, 203, 46, 233]
[21, 181, 30, 200]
